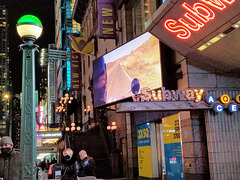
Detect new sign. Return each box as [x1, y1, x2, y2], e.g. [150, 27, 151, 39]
[98, 0, 116, 39]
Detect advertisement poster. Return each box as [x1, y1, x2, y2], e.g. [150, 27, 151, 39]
[162, 114, 183, 180]
[137, 123, 153, 178]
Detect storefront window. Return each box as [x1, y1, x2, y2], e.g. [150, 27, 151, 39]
[134, 0, 144, 36]
[144, 0, 163, 23]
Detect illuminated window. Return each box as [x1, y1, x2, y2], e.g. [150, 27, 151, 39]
[144, 0, 157, 23]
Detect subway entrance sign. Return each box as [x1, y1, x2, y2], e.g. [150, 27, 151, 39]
[146, 0, 240, 72]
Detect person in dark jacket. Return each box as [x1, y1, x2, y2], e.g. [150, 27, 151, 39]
[61, 148, 77, 180]
[78, 150, 96, 177]
[0, 136, 21, 180]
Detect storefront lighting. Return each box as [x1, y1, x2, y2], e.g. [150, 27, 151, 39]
[197, 19, 239, 52]
[197, 33, 226, 51]
[197, 44, 208, 51]
[232, 20, 240, 28]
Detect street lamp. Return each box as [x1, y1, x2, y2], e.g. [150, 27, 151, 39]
[107, 122, 117, 152]
[55, 93, 74, 130]
[84, 105, 91, 125]
[16, 14, 43, 179]
[64, 122, 81, 150]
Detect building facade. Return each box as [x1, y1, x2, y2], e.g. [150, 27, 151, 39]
[11, 94, 21, 149]
[72, 0, 240, 179]
[0, 6, 10, 137]
[54, 0, 81, 127]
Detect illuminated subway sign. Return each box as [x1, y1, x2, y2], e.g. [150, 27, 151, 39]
[164, 0, 236, 40]
[132, 87, 204, 102]
[131, 87, 240, 113]
[206, 94, 239, 113]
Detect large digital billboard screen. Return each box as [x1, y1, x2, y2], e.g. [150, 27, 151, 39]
[93, 32, 162, 107]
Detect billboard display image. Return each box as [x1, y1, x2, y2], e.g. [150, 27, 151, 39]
[93, 32, 162, 107]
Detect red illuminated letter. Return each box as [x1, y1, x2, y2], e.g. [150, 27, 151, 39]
[200, 0, 235, 10]
[179, 13, 205, 31]
[164, 19, 191, 40]
[182, 3, 215, 23]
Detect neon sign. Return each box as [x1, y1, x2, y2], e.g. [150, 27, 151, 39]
[39, 105, 45, 123]
[164, 0, 236, 40]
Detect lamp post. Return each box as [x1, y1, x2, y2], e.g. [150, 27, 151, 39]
[55, 93, 74, 130]
[107, 121, 117, 152]
[16, 14, 43, 179]
[84, 105, 91, 125]
[65, 122, 81, 149]
[107, 122, 120, 177]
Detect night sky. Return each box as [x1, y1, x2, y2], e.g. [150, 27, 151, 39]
[0, 0, 55, 94]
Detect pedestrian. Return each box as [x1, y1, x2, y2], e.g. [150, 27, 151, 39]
[0, 136, 21, 180]
[45, 159, 51, 170]
[78, 150, 96, 177]
[39, 158, 46, 171]
[61, 148, 77, 180]
[51, 157, 57, 164]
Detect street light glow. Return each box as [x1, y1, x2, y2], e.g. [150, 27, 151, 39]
[16, 15, 43, 39]
[3, 93, 10, 99]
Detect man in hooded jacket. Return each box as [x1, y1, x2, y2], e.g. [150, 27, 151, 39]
[0, 136, 21, 180]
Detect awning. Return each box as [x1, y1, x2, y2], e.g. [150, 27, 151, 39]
[146, 0, 240, 72]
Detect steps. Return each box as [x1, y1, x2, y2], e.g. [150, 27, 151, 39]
[72, 125, 112, 179]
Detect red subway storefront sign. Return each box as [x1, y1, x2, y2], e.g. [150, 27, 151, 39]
[164, 0, 236, 40]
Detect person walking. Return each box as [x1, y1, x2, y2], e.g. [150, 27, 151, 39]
[78, 150, 96, 177]
[39, 158, 46, 171]
[0, 136, 21, 180]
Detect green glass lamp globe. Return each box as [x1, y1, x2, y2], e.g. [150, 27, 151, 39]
[16, 15, 43, 39]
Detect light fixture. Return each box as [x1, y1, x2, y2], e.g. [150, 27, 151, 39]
[107, 121, 118, 152]
[16, 15, 43, 40]
[197, 20, 240, 52]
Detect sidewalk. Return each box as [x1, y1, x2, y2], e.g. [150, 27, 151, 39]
[42, 171, 134, 180]
[42, 172, 133, 180]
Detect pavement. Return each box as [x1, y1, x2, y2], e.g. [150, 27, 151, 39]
[42, 172, 134, 180]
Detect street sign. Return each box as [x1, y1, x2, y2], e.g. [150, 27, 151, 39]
[37, 146, 57, 153]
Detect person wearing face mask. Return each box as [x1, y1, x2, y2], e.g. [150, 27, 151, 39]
[61, 148, 78, 180]
[0, 136, 21, 180]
